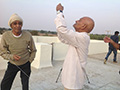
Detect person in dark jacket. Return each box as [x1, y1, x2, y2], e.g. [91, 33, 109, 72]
[104, 31, 119, 64]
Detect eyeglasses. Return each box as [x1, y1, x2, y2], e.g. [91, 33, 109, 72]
[13, 22, 22, 25]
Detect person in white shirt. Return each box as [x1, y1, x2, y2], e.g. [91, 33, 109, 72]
[55, 3, 95, 90]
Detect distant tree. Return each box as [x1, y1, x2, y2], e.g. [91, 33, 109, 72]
[40, 30, 46, 33]
[48, 31, 57, 34]
[8, 28, 12, 30]
[90, 34, 110, 40]
[29, 30, 38, 35]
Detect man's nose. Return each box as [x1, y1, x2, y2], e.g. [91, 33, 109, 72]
[16, 24, 20, 27]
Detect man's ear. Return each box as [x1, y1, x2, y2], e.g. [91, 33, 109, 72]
[10, 24, 13, 29]
[81, 24, 87, 30]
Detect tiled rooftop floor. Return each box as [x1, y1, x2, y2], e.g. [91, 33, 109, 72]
[0, 53, 120, 90]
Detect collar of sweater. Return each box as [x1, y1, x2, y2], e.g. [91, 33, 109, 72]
[12, 32, 22, 38]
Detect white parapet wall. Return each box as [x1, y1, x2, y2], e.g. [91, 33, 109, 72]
[33, 36, 60, 44]
[0, 35, 112, 70]
[88, 40, 108, 55]
[53, 40, 108, 61]
[53, 42, 68, 61]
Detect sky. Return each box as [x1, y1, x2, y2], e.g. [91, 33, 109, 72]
[0, 0, 120, 34]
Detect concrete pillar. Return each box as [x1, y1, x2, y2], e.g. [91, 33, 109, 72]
[0, 57, 7, 70]
[31, 43, 52, 69]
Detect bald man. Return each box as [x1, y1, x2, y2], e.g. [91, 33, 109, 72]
[55, 4, 94, 90]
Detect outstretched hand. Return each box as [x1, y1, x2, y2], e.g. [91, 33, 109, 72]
[56, 3, 64, 11]
[104, 36, 111, 43]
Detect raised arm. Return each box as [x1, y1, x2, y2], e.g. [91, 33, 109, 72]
[55, 3, 80, 47]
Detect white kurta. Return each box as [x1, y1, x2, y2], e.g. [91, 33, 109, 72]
[55, 13, 90, 89]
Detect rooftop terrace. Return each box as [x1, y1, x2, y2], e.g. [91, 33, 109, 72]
[0, 53, 120, 90]
[0, 36, 120, 90]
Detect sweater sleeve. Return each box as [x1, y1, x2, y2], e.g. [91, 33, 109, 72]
[0, 35, 14, 61]
[28, 35, 37, 63]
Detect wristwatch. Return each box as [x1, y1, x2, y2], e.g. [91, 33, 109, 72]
[57, 10, 63, 14]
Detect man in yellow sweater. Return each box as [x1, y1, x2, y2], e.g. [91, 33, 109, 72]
[0, 13, 37, 90]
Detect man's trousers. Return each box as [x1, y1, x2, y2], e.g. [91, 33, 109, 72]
[1, 61, 31, 90]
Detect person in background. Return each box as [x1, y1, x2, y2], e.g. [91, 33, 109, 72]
[55, 3, 94, 90]
[104, 36, 120, 74]
[104, 31, 119, 64]
[0, 13, 37, 90]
